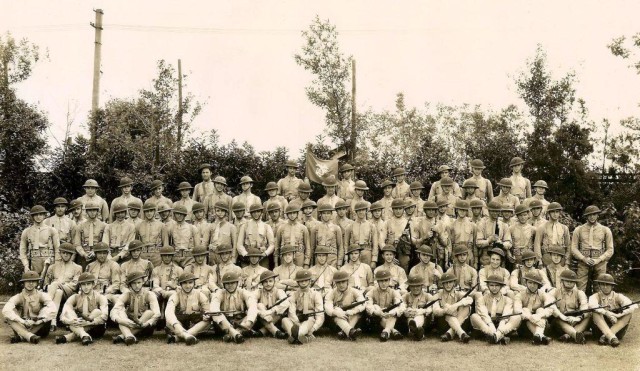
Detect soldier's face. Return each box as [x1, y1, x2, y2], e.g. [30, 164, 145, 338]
[396, 175, 405, 182]
[336, 280, 349, 292]
[534, 187, 546, 195]
[456, 209, 467, 218]
[129, 209, 140, 218]
[148, 210, 159, 220]
[409, 285, 422, 295]
[512, 164, 523, 173]
[599, 283, 613, 295]
[216, 209, 227, 219]
[73, 207, 82, 217]
[320, 211, 332, 222]
[268, 189, 277, 198]
[24, 281, 37, 291]
[241, 183, 252, 192]
[220, 252, 231, 263]
[549, 210, 560, 221]
[325, 186, 336, 196]
[130, 278, 144, 292]
[33, 213, 46, 223]
[234, 211, 245, 219]
[299, 192, 310, 200]
[419, 253, 431, 264]
[456, 253, 468, 264]
[411, 189, 421, 198]
[425, 209, 437, 218]
[115, 211, 126, 221]
[80, 281, 94, 294]
[250, 256, 261, 265]
[87, 209, 98, 219]
[84, 187, 97, 196]
[465, 187, 475, 196]
[517, 213, 528, 223]
[61, 251, 73, 262]
[269, 210, 280, 221]
[262, 278, 275, 291]
[490, 254, 502, 268]
[316, 254, 328, 265]
[180, 190, 190, 199]
[524, 258, 535, 268]
[562, 280, 576, 290]
[55, 205, 67, 216]
[383, 252, 395, 263]
[472, 167, 483, 176]
[161, 255, 173, 264]
[378, 278, 390, 289]
[531, 208, 542, 217]
[526, 280, 539, 293]
[440, 171, 449, 179]
[194, 210, 204, 220]
[442, 185, 452, 194]
[550, 253, 563, 264]
[287, 167, 296, 176]
[201, 169, 211, 180]
[587, 214, 598, 224]
[392, 208, 403, 218]
[130, 249, 142, 259]
[488, 283, 501, 295]
[489, 210, 499, 219]
[195, 255, 206, 264]
[383, 186, 393, 196]
[342, 170, 353, 179]
[303, 207, 314, 216]
[96, 251, 108, 263]
[356, 189, 364, 197]
[337, 208, 347, 217]
[251, 211, 262, 220]
[283, 252, 294, 264]
[500, 186, 511, 195]
[181, 280, 195, 293]
[372, 210, 382, 219]
[293, 278, 309, 289]
[438, 206, 447, 215]
[443, 281, 455, 292]
[405, 206, 415, 216]
[472, 208, 482, 217]
[214, 183, 224, 192]
[153, 186, 163, 196]
[286, 212, 297, 221]
[502, 211, 513, 220]
[224, 282, 238, 293]
[349, 251, 360, 262]
[121, 185, 132, 195]
[356, 210, 366, 219]
[174, 213, 186, 222]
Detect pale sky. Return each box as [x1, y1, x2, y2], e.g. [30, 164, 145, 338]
[3, 0, 640, 155]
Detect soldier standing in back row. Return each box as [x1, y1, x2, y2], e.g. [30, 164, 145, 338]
[44, 197, 75, 245]
[263, 182, 288, 218]
[349, 180, 370, 220]
[337, 163, 356, 202]
[508, 157, 532, 202]
[173, 182, 195, 222]
[110, 177, 142, 222]
[233, 176, 262, 216]
[391, 168, 410, 199]
[467, 159, 493, 202]
[493, 178, 520, 210]
[429, 165, 462, 200]
[377, 180, 395, 221]
[277, 160, 304, 202]
[148, 180, 173, 212]
[203, 176, 233, 223]
[78, 179, 109, 222]
[20, 205, 60, 274]
[193, 163, 214, 204]
[524, 180, 550, 216]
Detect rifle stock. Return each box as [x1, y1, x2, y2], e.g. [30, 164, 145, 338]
[611, 300, 640, 314]
[564, 305, 608, 317]
[340, 299, 367, 311]
[382, 300, 402, 313]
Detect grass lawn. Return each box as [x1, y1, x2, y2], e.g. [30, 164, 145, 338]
[1, 294, 639, 371]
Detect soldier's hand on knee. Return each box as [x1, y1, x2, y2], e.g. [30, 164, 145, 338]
[24, 319, 35, 328]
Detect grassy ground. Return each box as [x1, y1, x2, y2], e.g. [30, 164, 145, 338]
[1, 295, 639, 371]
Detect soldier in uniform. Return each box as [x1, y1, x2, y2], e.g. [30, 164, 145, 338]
[241, 247, 269, 290]
[266, 202, 285, 268]
[185, 246, 218, 299]
[20, 205, 60, 274]
[277, 160, 303, 202]
[103, 202, 135, 263]
[263, 181, 288, 218]
[545, 245, 571, 289]
[56, 272, 108, 345]
[311, 203, 343, 268]
[508, 157, 532, 202]
[274, 204, 311, 268]
[374, 245, 408, 294]
[78, 179, 109, 221]
[433, 177, 459, 217]
[44, 197, 75, 245]
[478, 248, 511, 296]
[535, 202, 571, 267]
[391, 167, 410, 199]
[509, 204, 536, 267]
[510, 250, 552, 295]
[288, 182, 314, 219]
[446, 245, 478, 291]
[571, 205, 614, 293]
[316, 175, 341, 218]
[370, 202, 386, 260]
[549, 270, 589, 344]
[345, 201, 379, 268]
[377, 180, 396, 221]
[73, 201, 106, 270]
[233, 176, 262, 216]
[3, 271, 57, 344]
[589, 274, 638, 347]
[45, 243, 82, 331]
[110, 177, 142, 222]
[237, 203, 275, 268]
[407, 181, 426, 218]
[476, 200, 513, 269]
[273, 245, 302, 291]
[209, 271, 258, 343]
[429, 165, 462, 200]
[470, 273, 520, 345]
[524, 180, 550, 216]
[281, 269, 325, 344]
[209, 200, 238, 264]
[335, 200, 353, 248]
[467, 159, 493, 202]
[254, 270, 290, 339]
[136, 200, 164, 267]
[151, 246, 183, 312]
[528, 199, 547, 229]
[366, 269, 405, 341]
[461, 180, 487, 216]
[163, 205, 200, 268]
[128, 199, 144, 227]
[433, 271, 473, 343]
[324, 270, 366, 340]
[110, 271, 161, 345]
[158, 203, 175, 226]
[493, 178, 520, 210]
[402, 274, 434, 341]
[148, 180, 173, 211]
[513, 271, 554, 345]
[349, 180, 370, 220]
[119, 241, 153, 294]
[469, 199, 486, 224]
[68, 199, 85, 225]
[165, 272, 210, 345]
[193, 163, 214, 204]
[409, 245, 443, 292]
[419, 201, 447, 270]
[501, 204, 518, 228]
[309, 246, 338, 297]
[203, 176, 233, 223]
[301, 200, 320, 232]
[449, 200, 477, 269]
[380, 199, 414, 272]
[173, 182, 195, 222]
[232, 201, 249, 228]
[337, 163, 356, 202]
[340, 244, 375, 292]
[191, 202, 210, 247]
[85, 242, 121, 304]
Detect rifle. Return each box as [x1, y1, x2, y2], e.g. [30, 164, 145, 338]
[492, 220, 505, 250]
[382, 300, 403, 313]
[417, 298, 439, 310]
[297, 310, 325, 321]
[611, 300, 640, 314]
[266, 295, 290, 310]
[340, 299, 367, 311]
[460, 282, 479, 299]
[38, 260, 51, 290]
[491, 299, 561, 321]
[204, 309, 246, 317]
[564, 305, 609, 317]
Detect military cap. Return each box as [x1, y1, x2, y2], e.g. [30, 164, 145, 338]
[143, 200, 158, 211]
[469, 199, 484, 209]
[177, 182, 193, 191]
[529, 199, 543, 209]
[404, 200, 416, 209]
[129, 240, 144, 251]
[509, 157, 525, 167]
[68, 199, 83, 211]
[391, 199, 405, 209]
[392, 168, 406, 177]
[30, 205, 47, 215]
[222, 271, 241, 284]
[407, 275, 425, 286]
[159, 246, 176, 255]
[284, 204, 300, 214]
[369, 202, 384, 211]
[380, 245, 397, 254]
[259, 270, 279, 283]
[246, 247, 264, 257]
[487, 200, 502, 212]
[593, 274, 616, 285]
[380, 179, 396, 188]
[317, 202, 334, 213]
[515, 204, 530, 215]
[583, 205, 602, 216]
[332, 271, 350, 283]
[322, 175, 338, 187]
[375, 269, 392, 281]
[128, 199, 143, 210]
[485, 274, 506, 286]
[436, 199, 449, 208]
[547, 202, 563, 212]
[339, 163, 355, 173]
[20, 271, 41, 282]
[297, 182, 312, 192]
[423, 200, 438, 210]
[178, 272, 197, 284]
[92, 242, 110, 253]
[53, 197, 68, 205]
[314, 246, 333, 255]
[501, 204, 515, 213]
[354, 201, 369, 211]
[354, 180, 369, 190]
[440, 177, 455, 186]
[215, 200, 230, 212]
[417, 245, 434, 256]
[302, 200, 317, 209]
[295, 269, 313, 282]
[264, 182, 278, 191]
[192, 202, 205, 213]
[524, 271, 543, 285]
[470, 159, 485, 169]
[149, 180, 164, 190]
[452, 245, 469, 256]
[249, 203, 265, 213]
[192, 246, 208, 256]
[560, 270, 578, 282]
[533, 180, 549, 189]
[489, 248, 505, 258]
[440, 272, 457, 283]
[437, 165, 452, 173]
[285, 160, 297, 168]
[59, 242, 76, 254]
[112, 202, 128, 214]
[83, 179, 100, 188]
[199, 163, 212, 171]
[409, 181, 424, 190]
[239, 176, 254, 185]
[266, 202, 281, 213]
[454, 199, 470, 210]
[126, 271, 147, 284]
[548, 245, 565, 256]
[119, 177, 134, 188]
[231, 201, 245, 212]
[217, 244, 234, 254]
[78, 272, 96, 284]
[173, 205, 188, 215]
[522, 250, 537, 261]
[497, 178, 512, 187]
[279, 245, 297, 255]
[335, 199, 349, 209]
[213, 176, 228, 186]
[462, 179, 478, 189]
[346, 244, 364, 254]
[85, 201, 100, 211]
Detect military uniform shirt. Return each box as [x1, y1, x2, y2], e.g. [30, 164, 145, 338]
[78, 194, 109, 221]
[86, 259, 121, 293]
[44, 215, 75, 244]
[2, 289, 56, 322]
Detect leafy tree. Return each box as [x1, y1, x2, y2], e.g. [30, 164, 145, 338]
[0, 32, 44, 88]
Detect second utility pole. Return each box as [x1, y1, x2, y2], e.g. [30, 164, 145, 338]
[90, 8, 104, 152]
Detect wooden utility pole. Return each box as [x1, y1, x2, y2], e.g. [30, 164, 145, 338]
[90, 9, 104, 152]
[177, 59, 183, 149]
[350, 59, 356, 163]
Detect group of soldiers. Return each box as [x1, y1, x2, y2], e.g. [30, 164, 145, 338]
[5, 158, 638, 347]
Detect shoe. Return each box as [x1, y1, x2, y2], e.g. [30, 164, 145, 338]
[408, 320, 418, 335]
[413, 327, 425, 341]
[532, 335, 542, 345]
[501, 336, 510, 345]
[487, 333, 498, 344]
[10, 335, 21, 344]
[541, 336, 551, 345]
[251, 330, 264, 338]
[291, 324, 299, 341]
[558, 334, 571, 343]
[610, 337, 620, 348]
[55, 335, 67, 344]
[223, 334, 233, 343]
[349, 328, 361, 341]
[380, 331, 390, 342]
[125, 337, 136, 346]
[166, 335, 176, 344]
[275, 330, 287, 339]
[598, 335, 608, 346]
[29, 335, 40, 344]
[337, 331, 347, 340]
[287, 336, 296, 345]
[185, 336, 198, 346]
[460, 333, 471, 344]
[583, 330, 592, 338]
[234, 334, 245, 344]
[391, 330, 403, 340]
[50, 323, 57, 333]
[575, 332, 586, 345]
[440, 332, 453, 342]
[112, 335, 124, 344]
[81, 336, 92, 346]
